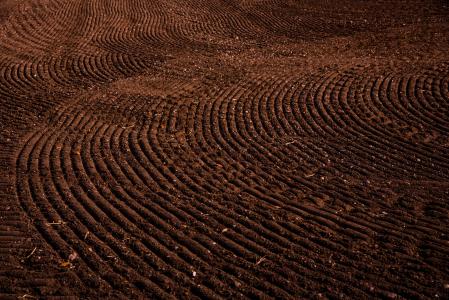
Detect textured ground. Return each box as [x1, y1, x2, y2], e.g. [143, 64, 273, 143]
[1, 0, 449, 298]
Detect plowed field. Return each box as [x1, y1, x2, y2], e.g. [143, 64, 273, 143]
[1, 0, 449, 298]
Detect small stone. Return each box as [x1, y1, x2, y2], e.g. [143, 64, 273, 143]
[386, 292, 397, 299]
[68, 252, 78, 261]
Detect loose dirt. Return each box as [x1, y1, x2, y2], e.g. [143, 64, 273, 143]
[1, 0, 449, 298]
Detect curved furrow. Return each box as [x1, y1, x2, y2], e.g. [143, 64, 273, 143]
[240, 75, 377, 191]
[359, 74, 449, 170]
[93, 3, 174, 52]
[108, 127, 303, 298]
[5, 10, 51, 53]
[21, 2, 69, 52]
[190, 99, 246, 191]
[192, 0, 261, 38]
[430, 74, 449, 111]
[0, 0, 79, 56]
[231, 82, 333, 193]
[4, 0, 449, 298]
[56, 113, 155, 290]
[206, 76, 448, 264]
[140, 100, 356, 296]
[413, 75, 449, 129]
[161, 104, 219, 194]
[51, 108, 194, 292]
[306, 71, 449, 180]
[307, 73, 396, 175]
[13, 62, 40, 91]
[180, 84, 384, 292]
[389, 75, 449, 133]
[294, 74, 448, 238]
[57, 118, 179, 297]
[44, 57, 72, 86]
[403, 76, 449, 130]
[272, 77, 299, 136]
[103, 102, 288, 296]
[52, 133, 165, 297]
[126, 113, 304, 296]
[1, 64, 33, 94]
[153, 100, 377, 296]
[14, 97, 177, 297]
[313, 75, 449, 239]
[82, 55, 110, 82]
[8, 61, 51, 96]
[83, 122, 223, 298]
[206, 81, 374, 237]
[367, 75, 449, 163]
[15, 129, 121, 295]
[136, 104, 302, 297]
[324, 74, 433, 178]
[97, 127, 272, 298]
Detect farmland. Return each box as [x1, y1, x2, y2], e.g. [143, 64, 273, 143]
[1, 0, 449, 298]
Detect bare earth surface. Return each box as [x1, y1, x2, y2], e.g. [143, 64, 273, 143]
[1, 0, 449, 298]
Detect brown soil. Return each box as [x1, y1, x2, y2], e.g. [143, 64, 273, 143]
[1, 0, 449, 298]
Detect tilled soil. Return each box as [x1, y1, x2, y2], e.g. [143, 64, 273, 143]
[1, 0, 449, 298]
